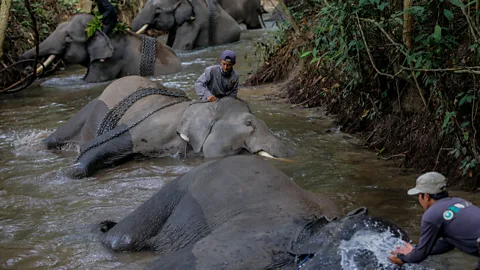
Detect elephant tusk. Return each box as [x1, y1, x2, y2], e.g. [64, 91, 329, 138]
[136, 24, 149, 34]
[257, 151, 296, 163]
[179, 133, 190, 142]
[36, 55, 56, 74]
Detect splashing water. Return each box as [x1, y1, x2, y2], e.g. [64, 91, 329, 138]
[12, 130, 53, 156]
[339, 229, 407, 270]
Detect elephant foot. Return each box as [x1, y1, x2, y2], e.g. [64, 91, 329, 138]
[64, 162, 88, 179]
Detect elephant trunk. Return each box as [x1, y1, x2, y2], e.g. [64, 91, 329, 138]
[20, 29, 66, 60]
[247, 120, 293, 158]
[132, 1, 155, 32]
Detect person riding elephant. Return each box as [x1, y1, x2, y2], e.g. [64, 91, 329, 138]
[99, 155, 425, 269]
[217, 0, 264, 29]
[44, 76, 292, 178]
[131, 0, 242, 50]
[20, 13, 182, 83]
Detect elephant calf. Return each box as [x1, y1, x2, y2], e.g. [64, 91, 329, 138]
[100, 156, 422, 270]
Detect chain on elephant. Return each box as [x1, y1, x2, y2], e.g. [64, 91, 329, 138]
[76, 88, 190, 162]
[140, 35, 157, 77]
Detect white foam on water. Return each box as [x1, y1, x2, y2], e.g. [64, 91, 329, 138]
[40, 75, 109, 90]
[12, 130, 52, 156]
[339, 229, 404, 270]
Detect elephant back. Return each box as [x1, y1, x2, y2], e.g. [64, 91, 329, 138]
[95, 76, 188, 137]
[98, 76, 160, 109]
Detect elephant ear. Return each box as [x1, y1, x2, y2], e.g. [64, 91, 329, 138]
[177, 102, 216, 153]
[87, 31, 114, 63]
[287, 216, 332, 255]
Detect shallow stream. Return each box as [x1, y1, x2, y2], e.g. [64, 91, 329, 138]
[0, 29, 478, 269]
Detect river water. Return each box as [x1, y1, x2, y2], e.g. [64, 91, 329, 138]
[1, 29, 478, 269]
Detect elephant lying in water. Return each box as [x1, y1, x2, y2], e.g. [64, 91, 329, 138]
[44, 76, 291, 178]
[131, 0, 242, 50]
[100, 156, 422, 269]
[21, 13, 182, 82]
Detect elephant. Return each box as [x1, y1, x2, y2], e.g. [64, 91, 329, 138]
[21, 13, 182, 83]
[44, 75, 291, 178]
[217, 0, 264, 29]
[99, 155, 424, 270]
[131, 0, 242, 50]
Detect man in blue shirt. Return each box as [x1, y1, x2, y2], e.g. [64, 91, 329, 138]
[388, 172, 480, 269]
[195, 50, 239, 102]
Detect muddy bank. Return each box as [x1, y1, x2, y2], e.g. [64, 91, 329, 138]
[245, 3, 480, 191]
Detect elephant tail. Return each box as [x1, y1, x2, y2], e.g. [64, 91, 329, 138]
[100, 220, 117, 233]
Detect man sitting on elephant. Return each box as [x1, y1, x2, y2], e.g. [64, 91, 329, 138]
[195, 50, 239, 102]
[92, 0, 118, 62]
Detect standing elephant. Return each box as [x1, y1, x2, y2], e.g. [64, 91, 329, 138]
[99, 156, 422, 269]
[44, 76, 291, 178]
[21, 13, 182, 83]
[131, 0, 241, 50]
[217, 0, 264, 29]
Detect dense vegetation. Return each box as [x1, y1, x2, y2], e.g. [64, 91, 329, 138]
[249, 0, 480, 191]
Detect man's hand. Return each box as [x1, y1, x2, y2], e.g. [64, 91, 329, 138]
[387, 241, 414, 266]
[391, 241, 414, 255]
[207, 95, 217, 102]
[387, 254, 404, 266]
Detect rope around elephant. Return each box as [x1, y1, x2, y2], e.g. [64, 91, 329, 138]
[76, 88, 190, 162]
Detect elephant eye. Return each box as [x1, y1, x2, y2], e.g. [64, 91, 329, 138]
[245, 120, 252, 126]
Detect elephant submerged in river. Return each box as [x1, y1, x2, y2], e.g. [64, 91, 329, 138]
[100, 155, 423, 269]
[131, 0, 242, 50]
[44, 76, 291, 178]
[21, 13, 182, 82]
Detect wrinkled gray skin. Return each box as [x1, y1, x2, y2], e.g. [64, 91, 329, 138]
[217, 0, 264, 29]
[21, 13, 182, 82]
[99, 156, 424, 270]
[131, 0, 241, 50]
[44, 76, 291, 178]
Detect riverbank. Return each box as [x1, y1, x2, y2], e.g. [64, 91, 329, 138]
[245, 0, 480, 191]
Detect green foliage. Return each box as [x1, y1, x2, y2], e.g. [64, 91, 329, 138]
[113, 21, 130, 34]
[86, 11, 103, 38]
[270, 0, 480, 179]
[5, 0, 77, 57]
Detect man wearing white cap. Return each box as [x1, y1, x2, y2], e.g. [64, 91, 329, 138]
[195, 50, 239, 102]
[388, 172, 480, 269]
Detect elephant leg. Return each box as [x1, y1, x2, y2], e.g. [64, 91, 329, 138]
[66, 124, 134, 178]
[43, 98, 99, 149]
[146, 227, 293, 269]
[84, 61, 120, 83]
[101, 175, 185, 252]
[173, 23, 199, 50]
[145, 245, 197, 270]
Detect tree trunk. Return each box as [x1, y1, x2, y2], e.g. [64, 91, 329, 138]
[0, 0, 13, 59]
[81, 0, 93, 13]
[403, 0, 413, 49]
[276, 0, 299, 33]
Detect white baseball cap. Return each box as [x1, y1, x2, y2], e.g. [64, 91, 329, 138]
[407, 172, 448, 195]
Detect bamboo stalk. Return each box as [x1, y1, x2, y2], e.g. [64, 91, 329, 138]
[403, 0, 413, 50]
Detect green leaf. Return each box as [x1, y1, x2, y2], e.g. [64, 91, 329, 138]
[443, 9, 454, 21]
[433, 24, 442, 42]
[377, 2, 389, 11]
[450, 0, 464, 7]
[301, 51, 312, 58]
